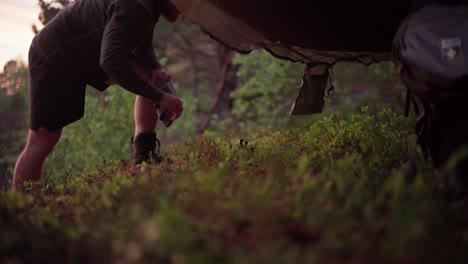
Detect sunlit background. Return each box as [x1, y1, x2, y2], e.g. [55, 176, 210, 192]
[0, 0, 40, 70]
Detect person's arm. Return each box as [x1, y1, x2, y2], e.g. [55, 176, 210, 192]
[100, 0, 163, 103]
[133, 32, 161, 72]
[133, 31, 174, 87]
[133, 34, 172, 84]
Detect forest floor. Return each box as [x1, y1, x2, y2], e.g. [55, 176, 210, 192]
[1, 108, 468, 264]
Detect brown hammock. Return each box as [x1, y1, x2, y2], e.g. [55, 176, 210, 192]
[171, 0, 412, 65]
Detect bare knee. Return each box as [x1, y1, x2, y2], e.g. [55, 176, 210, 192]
[24, 128, 62, 156]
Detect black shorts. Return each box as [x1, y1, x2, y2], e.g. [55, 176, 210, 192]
[28, 45, 100, 132]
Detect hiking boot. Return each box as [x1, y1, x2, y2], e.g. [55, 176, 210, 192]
[131, 131, 163, 165]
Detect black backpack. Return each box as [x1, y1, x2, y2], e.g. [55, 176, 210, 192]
[393, 3, 468, 168]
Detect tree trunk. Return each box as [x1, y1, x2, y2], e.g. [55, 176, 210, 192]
[198, 45, 237, 133]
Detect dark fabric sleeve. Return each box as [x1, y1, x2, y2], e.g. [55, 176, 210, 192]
[100, 0, 163, 102]
[133, 30, 162, 71]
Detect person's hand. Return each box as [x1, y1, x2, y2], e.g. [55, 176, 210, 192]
[158, 92, 183, 121]
[151, 67, 171, 84]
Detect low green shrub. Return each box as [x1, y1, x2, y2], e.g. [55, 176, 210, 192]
[1, 108, 467, 263]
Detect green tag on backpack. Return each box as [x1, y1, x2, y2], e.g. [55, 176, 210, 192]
[442, 38, 461, 61]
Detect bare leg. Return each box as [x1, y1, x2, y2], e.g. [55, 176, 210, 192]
[131, 95, 162, 165]
[13, 127, 62, 189]
[134, 95, 158, 136]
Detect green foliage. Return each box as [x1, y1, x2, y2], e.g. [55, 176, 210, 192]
[366, 62, 404, 87]
[229, 50, 304, 130]
[2, 107, 467, 263]
[305, 107, 412, 171]
[0, 63, 28, 185]
[331, 62, 406, 114]
[160, 85, 200, 139]
[217, 54, 406, 133]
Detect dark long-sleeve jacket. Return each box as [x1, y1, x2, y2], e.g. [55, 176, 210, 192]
[32, 0, 164, 102]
